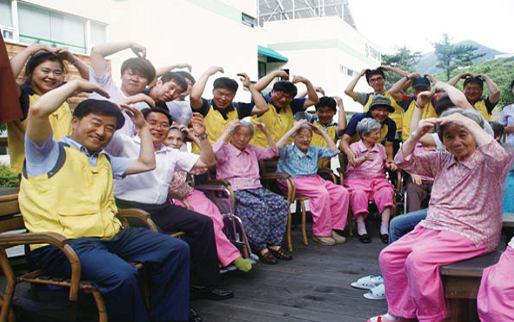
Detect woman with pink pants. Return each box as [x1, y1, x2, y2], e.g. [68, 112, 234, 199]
[477, 237, 514, 322]
[276, 120, 350, 246]
[165, 125, 252, 272]
[367, 108, 514, 322]
[344, 118, 395, 244]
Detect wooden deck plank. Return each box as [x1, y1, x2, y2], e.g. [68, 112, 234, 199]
[2, 223, 390, 321]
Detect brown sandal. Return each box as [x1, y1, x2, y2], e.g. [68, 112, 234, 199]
[258, 251, 278, 265]
[268, 247, 293, 261]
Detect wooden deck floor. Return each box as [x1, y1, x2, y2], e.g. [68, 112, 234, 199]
[3, 221, 389, 322]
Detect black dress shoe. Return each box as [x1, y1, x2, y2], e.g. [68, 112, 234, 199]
[189, 307, 202, 322]
[358, 233, 371, 244]
[191, 286, 234, 300]
[380, 233, 389, 244]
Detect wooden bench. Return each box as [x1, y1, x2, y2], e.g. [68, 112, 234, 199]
[440, 250, 502, 322]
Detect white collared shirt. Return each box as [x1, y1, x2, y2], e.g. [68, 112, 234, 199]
[105, 133, 199, 204]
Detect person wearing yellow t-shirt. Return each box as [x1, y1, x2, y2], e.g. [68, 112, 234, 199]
[7, 43, 90, 174]
[189, 66, 269, 154]
[448, 73, 500, 121]
[249, 70, 320, 148]
[344, 66, 409, 136]
[389, 74, 439, 141]
[300, 96, 347, 173]
[20, 79, 192, 322]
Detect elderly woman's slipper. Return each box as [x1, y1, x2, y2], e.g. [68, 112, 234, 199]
[363, 283, 386, 300]
[350, 275, 383, 290]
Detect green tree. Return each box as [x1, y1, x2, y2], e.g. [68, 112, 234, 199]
[434, 34, 485, 81]
[382, 46, 421, 89]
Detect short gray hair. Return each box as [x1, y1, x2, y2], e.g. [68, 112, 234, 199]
[293, 124, 313, 138]
[437, 108, 484, 141]
[356, 118, 382, 137]
[233, 120, 254, 137]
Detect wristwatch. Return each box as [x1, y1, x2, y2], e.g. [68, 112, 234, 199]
[405, 75, 410, 81]
[197, 132, 208, 140]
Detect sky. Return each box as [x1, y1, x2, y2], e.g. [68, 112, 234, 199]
[348, 0, 514, 55]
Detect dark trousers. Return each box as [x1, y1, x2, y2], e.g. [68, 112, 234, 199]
[32, 227, 190, 322]
[405, 178, 433, 212]
[116, 199, 221, 287]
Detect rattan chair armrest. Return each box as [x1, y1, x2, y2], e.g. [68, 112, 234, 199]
[206, 179, 232, 187]
[195, 184, 229, 191]
[117, 208, 159, 232]
[0, 232, 69, 248]
[261, 172, 290, 180]
[0, 232, 81, 302]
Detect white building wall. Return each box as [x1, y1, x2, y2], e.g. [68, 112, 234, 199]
[263, 16, 381, 112]
[11, 0, 379, 106]
[18, 0, 261, 101]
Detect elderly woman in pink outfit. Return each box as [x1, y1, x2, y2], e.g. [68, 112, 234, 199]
[344, 118, 395, 244]
[477, 237, 514, 322]
[165, 125, 252, 272]
[367, 108, 514, 322]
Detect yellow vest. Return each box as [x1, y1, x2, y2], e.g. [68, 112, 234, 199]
[7, 94, 72, 174]
[192, 104, 239, 154]
[363, 91, 403, 133]
[402, 99, 438, 141]
[310, 119, 338, 169]
[19, 144, 122, 249]
[250, 101, 294, 148]
[474, 100, 490, 121]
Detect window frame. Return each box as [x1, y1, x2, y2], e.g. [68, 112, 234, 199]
[1, 0, 108, 56]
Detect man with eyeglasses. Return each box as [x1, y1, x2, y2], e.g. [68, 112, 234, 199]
[249, 70, 320, 147]
[345, 66, 409, 139]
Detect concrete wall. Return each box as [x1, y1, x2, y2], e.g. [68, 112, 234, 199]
[8, 0, 380, 107]
[263, 16, 381, 112]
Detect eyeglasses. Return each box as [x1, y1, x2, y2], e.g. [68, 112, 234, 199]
[369, 77, 384, 83]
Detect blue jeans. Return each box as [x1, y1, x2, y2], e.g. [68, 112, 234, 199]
[32, 227, 190, 322]
[388, 208, 428, 244]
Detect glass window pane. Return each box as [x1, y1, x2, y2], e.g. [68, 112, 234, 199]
[90, 22, 106, 47]
[18, 3, 51, 42]
[50, 12, 86, 52]
[0, 0, 12, 27]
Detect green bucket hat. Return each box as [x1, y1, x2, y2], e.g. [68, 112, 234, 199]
[369, 94, 395, 113]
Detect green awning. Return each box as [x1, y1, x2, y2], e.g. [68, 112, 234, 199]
[258, 45, 288, 63]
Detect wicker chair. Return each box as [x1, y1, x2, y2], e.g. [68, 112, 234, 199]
[0, 193, 165, 322]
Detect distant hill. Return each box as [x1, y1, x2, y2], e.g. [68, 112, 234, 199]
[416, 40, 504, 75]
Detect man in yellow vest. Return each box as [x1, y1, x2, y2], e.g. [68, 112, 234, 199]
[448, 73, 500, 121]
[20, 79, 193, 322]
[249, 70, 319, 147]
[344, 66, 409, 137]
[389, 74, 439, 141]
[189, 66, 269, 153]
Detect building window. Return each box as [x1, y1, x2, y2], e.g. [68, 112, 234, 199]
[242, 12, 257, 27]
[258, 61, 267, 79]
[0, 0, 12, 27]
[366, 44, 381, 61]
[2, 0, 107, 55]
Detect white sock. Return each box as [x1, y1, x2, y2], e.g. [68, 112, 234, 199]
[357, 221, 367, 235]
[380, 221, 389, 235]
